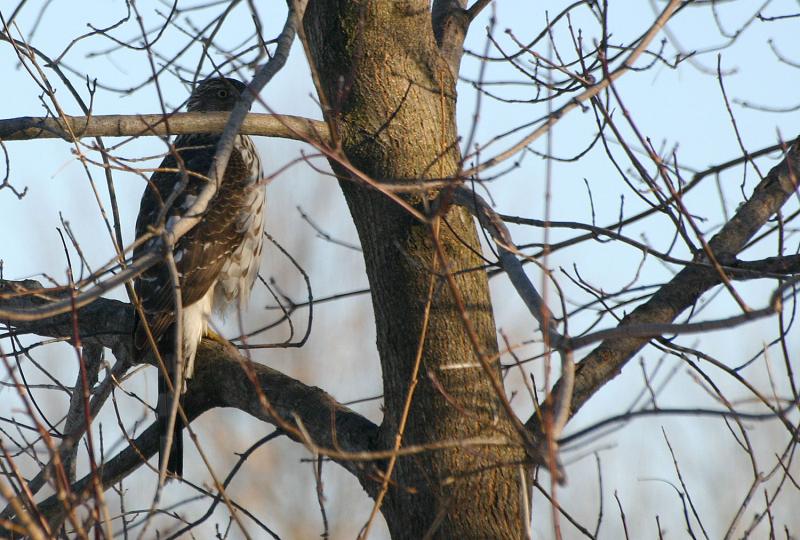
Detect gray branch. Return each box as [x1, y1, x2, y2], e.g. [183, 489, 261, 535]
[451, 187, 564, 348]
[0, 280, 379, 531]
[530, 136, 800, 433]
[0, 2, 315, 326]
[0, 112, 329, 143]
[450, 187, 574, 452]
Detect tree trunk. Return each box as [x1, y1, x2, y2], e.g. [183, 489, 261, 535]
[303, 2, 529, 538]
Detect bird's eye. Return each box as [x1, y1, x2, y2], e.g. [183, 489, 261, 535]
[217, 89, 229, 98]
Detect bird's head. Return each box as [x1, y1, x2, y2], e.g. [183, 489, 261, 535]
[186, 77, 249, 112]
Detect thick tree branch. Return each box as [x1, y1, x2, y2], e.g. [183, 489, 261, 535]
[728, 254, 800, 278]
[0, 279, 379, 527]
[466, 0, 492, 20]
[528, 137, 800, 433]
[0, 5, 320, 326]
[0, 112, 329, 143]
[0, 279, 136, 345]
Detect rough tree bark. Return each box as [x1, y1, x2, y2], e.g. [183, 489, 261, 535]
[302, 2, 528, 538]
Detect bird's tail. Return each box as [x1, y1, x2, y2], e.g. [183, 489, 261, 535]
[157, 353, 184, 478]
[135, 313, 185, 478]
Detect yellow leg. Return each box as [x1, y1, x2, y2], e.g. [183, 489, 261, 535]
[204, 328, 229, 346]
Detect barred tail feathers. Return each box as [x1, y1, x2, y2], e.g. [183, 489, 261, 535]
[156, 290, 213, 478]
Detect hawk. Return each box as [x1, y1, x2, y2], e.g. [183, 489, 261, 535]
[133, 77, 265, 477]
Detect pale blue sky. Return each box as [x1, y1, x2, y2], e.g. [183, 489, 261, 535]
[1, 1, 798, 538]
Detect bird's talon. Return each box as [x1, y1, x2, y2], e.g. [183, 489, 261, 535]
[204, 329, 229, 345]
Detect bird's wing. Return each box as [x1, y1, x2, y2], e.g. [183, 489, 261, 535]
[132, 134, 253, 352]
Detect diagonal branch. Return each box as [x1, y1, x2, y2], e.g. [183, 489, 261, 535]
[465, 0, 682, 176]
[450, 188, 564, 347]
[0, 279, 379, 531]
[131, 0, 308, 275]
[450, 187, 574, 450]
[528, 136, 800, 433]
[0, 1, 311, 326]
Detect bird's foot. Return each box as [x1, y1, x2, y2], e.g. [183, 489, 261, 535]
[204, 329, 229, 346]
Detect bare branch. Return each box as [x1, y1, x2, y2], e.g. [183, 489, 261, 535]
[0, 279, 379, 486]
[450, 187, 574, 454]
[568, 277, 795, 351]
[530, 136, 800, 432]
[465, 0, 682, 175]
[450, 187, 564, 347]
[0, 112, 329, 143]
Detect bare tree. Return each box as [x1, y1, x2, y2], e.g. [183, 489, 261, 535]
[0, 0, 798, 538]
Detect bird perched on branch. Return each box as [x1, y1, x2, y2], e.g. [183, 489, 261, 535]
[132, 77, 265, 478]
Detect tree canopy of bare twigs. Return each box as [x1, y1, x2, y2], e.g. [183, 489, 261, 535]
[1, 1, 799, 538]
